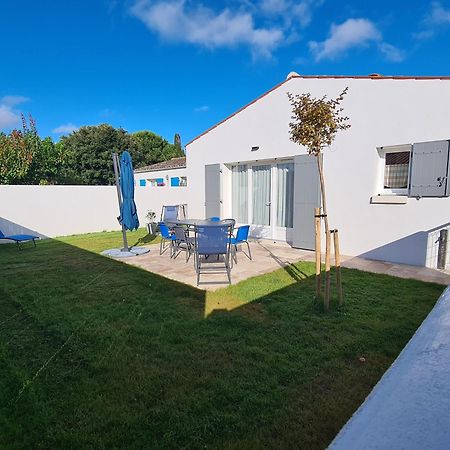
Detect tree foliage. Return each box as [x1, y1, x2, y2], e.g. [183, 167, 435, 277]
[0, 120, 183, 186]
[59, 124, 130, 185]
[131, 131, 184, 168]
[0, 115, 63, 185]
[287, 88, 350, 155]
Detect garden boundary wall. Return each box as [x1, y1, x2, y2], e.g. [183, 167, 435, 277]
[0, 185, 189, 239]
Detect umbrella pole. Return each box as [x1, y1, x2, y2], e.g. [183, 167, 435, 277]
[113, 152, 129, 252]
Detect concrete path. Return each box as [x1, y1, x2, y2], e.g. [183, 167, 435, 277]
[119, 240, 450, 290]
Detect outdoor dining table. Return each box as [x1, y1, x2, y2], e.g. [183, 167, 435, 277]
[165, 218, 234, 229]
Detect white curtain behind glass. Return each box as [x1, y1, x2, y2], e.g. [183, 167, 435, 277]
[252, 165, 271, 226]
[232, 165, 248, 222]
[277, 163, 294, 228]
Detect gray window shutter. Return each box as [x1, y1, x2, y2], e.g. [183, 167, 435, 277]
[205, 164, 221, 217]
[292, 154, 321, 250]
[409, 140, 450, 197]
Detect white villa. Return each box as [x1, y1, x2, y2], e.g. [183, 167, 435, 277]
[183, 73, 450, 269]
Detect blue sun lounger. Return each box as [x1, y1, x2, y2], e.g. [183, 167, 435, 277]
[0, 230, 39, 249]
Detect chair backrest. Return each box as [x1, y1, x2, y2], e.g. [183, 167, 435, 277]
[207, 217, 220, 222]
[235, 225, 250, 242]
[162, 205, 179, 221]
[159, 222, 171, 239]
[221, 218, 236, 230]
[173, 226, 187, 242]
[195, 224, 232, 256]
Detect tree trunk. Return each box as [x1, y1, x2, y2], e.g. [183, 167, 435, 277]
[316, 154, 331, 311]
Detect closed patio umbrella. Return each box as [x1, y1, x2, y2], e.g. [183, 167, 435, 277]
[119, 151, 139, 231]
[101, 151, 149, 258]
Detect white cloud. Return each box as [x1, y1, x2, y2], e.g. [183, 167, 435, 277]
[1, 95, 30, 107]
[259, 0, 322, 27]
[309, 18, 381, 61]
[194, 105, 209, 112]
[379, 42, 404, 62]
[130, 0, 284, 58]
[0, 95, 30, 130]
[0, 105, 21, 130]
[427, 1, 450, 25]
[415, 2, 450, 40]
[309, 18, 403, 62]
[52, 123, 78, 134]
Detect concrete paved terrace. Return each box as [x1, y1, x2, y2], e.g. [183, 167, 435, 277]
[120, 240, 450, 290]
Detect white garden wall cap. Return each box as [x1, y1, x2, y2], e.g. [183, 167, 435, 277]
[134, 156, 186, 173]
[329, 286, 450, 450]
[186, 75, 450, 147]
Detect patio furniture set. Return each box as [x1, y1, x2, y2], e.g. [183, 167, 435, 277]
[158, 206, 251, 285]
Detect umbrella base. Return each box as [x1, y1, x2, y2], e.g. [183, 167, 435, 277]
[101, 246, 150, 258]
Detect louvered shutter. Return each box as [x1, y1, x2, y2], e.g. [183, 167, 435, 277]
[205, 164, 221, 217]
[409, 140, 450, 197]
[292, 154, 321, 250]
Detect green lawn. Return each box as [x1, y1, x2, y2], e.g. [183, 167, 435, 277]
[0, 230, 443, 449]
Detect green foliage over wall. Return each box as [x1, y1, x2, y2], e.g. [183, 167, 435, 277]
[0, 120, 184, 186]
[0, 116, 64, 185]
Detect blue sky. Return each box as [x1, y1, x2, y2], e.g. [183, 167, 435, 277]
[1, 0, 450, 145]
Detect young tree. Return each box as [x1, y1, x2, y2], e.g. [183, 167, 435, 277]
[288, 88, 350, 308]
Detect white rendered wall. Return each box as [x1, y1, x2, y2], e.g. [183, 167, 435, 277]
[186, 77, 450, 266]
[0, 185, 120, 238]
[0, 184, 189, 238]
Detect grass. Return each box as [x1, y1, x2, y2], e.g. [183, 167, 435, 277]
[0, 230, 443, 449]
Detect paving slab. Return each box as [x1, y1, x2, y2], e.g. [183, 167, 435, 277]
[114, 240, 450, 290]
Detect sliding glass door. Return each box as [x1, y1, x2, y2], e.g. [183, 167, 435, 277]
[231, 160, 294, 241]
[276, 163, 294, 228]
[232, 165, 248, 222]
[252, 165, 271, 227]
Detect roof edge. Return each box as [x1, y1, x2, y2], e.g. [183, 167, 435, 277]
[186, 74, 450, 147]
[186, 77, 291, 146]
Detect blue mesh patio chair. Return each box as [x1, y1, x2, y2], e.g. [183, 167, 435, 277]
[207, 216, 220, 221]
[193, 223, 233, 285]
[161, 205, 179, 222]
[159, 222, 176, 256]
[172, 226, 194, 262]
[0, 230, 39, 249]
[230, 225, 251, 263]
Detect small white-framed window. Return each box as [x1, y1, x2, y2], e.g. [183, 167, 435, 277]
[378, 144, 412, 195]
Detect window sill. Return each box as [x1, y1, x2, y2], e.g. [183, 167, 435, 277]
[370, 195, 407, 204]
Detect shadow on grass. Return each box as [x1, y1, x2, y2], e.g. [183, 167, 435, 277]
[0, 236, 444, 449]
[132, 232, 158, 246]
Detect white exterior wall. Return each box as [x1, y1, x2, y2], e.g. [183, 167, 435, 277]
[134, 167, 189, 222]
[0, 185, 120, 238]
[0, 183, 189, 239]
[186, 77, 450, 267]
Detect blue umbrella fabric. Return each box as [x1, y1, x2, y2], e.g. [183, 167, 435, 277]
[119, 151, 140, 231]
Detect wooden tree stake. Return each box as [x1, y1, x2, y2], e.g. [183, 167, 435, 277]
[332, 229, 343, 305]
[324, 230, 331, 311]
[315, 207, 321, 298]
